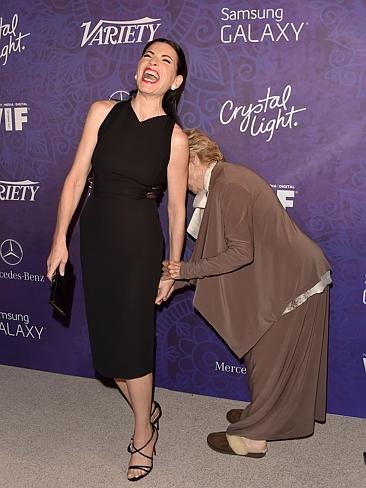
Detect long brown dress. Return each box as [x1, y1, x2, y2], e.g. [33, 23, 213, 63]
[179, 162, 331, 440]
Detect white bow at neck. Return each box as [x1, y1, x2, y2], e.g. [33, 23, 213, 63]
[187, 163, 217, 239]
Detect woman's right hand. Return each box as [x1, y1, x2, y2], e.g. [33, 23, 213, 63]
[46, 240, 68, 281]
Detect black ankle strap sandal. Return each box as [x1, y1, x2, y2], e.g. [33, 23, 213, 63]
[127, 427, 157, 482]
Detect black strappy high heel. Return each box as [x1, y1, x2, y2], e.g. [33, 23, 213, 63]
[127, 426, 158, 482]
[150, 400, 162, 430]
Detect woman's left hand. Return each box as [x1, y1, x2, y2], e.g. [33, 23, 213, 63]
[155, 278, 175, 305]
[162, 260, 182, 280]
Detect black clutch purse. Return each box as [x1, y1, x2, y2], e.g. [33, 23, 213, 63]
[49, 261, 76, 317]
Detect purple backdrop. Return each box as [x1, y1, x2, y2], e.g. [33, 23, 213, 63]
[0, 0, 365, 419]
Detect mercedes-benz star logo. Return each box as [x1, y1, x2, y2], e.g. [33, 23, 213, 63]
[109, 90, 130, 101]
[0, 239, 23, 266]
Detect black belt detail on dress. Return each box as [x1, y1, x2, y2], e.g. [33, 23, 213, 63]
[89, 175, 165, 201]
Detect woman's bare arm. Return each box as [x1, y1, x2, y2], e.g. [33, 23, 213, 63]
[155, 125, 189, 304]
[167, 125, 189, 261]
[46, 100, 117, 280]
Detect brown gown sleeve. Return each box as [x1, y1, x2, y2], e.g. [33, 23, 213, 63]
[180, 183, 254, 280]
[173, 279, 191, 290]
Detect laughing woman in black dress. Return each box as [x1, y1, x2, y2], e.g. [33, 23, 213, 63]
[47, 39, 188, 481]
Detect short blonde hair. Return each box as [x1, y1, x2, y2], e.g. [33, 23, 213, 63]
[184, 128, 224, 165]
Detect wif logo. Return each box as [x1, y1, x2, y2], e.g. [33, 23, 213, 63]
[270, 184, 296, 209]
[0, 102, 28, 131]
[80, 17, 161, 47]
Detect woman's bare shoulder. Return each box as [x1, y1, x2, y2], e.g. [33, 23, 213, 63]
[89, 99, 119, 119]
[171, 123, 188, 149]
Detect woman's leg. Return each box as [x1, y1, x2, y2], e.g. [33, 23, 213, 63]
[115, 377, 159, 420]
[115, 378, 131, 406]
[116, 373, 157, 480]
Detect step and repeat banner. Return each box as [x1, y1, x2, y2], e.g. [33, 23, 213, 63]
[1, 1, 365, 418]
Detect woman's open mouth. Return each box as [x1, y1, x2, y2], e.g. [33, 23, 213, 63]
[142, 69, 160, 83]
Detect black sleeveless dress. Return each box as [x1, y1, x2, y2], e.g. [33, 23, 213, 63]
[80, 100, 175, 379]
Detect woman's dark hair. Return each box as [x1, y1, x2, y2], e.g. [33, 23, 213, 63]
[130, 38, 187, 123]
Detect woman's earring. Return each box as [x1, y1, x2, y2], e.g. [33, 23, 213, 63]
[171, 84, 176, 90]
[134, 74, 137, 80]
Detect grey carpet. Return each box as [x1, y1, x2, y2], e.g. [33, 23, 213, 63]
[0, 365, 364, 488]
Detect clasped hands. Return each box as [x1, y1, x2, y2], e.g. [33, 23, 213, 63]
[154, 260, 182, 305]
[161, 260, 182, 280]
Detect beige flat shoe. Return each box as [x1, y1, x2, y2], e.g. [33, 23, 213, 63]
[207, 432, 267, 458]
[226, 433, 267, 457]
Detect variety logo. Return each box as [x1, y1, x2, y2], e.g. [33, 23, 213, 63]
[219, 7, 307, 44]
[0, 102, 29, 131]
[270, 184, 296, 209]
[0, 14, 31, 66]
[80, 17, 161, 47]
[0, 239, 23, 265]
[0, 311, 45, 340]
[0, 179, 40, 201]
[215, 361, 247, 375]
[219, 84, 306, 142]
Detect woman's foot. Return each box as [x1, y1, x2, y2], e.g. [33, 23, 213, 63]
[128, 401, 161, 448]
[240, 436, 267, 451]
[226, 433, 267, 456]
[127, 425, 158, 481]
